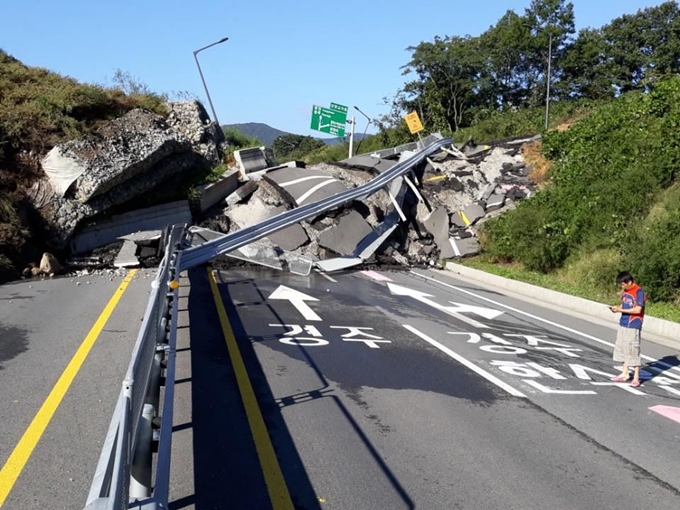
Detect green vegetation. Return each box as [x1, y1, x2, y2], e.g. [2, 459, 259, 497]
[222, 127, 263, 164]
[272, 134, 325, 161]
[479, 76, 680, 308]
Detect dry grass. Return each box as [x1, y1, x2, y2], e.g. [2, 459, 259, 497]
[521, 141, 552, 186]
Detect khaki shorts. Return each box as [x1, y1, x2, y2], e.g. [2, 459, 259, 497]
[613, 327, 642, 366]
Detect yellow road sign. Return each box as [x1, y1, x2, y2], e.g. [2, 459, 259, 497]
[404, 111, 424, 134]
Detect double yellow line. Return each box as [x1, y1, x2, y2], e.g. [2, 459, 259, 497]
[0, 270, 137, 507]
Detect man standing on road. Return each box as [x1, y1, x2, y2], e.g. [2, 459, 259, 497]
[610, 271, 646, 387]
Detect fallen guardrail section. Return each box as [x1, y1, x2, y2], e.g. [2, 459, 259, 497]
[83, 137, 451, 509]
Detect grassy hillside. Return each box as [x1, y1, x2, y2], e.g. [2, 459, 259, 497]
[475, 76, 680, 319]
[0, 49, 167, 280]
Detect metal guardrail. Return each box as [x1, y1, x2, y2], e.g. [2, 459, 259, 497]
[84, 225, 187, 510]
[83, 137, 452, 509]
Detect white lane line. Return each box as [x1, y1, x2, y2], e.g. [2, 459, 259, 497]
[279, 175, 334, 187]
[403, 325, 527, 398]
[411, 270, 680, 379]
[296, 180, 338, 204]
[315, 270, 337, 283]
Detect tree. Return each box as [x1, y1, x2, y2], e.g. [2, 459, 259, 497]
[272, 134, 325, 161]
[401, 35, 482, 131]
[601, 1, 680, 92]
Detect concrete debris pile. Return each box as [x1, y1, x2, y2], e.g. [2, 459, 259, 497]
[28, 101, 225, 248]
[202, 133, 539, 272]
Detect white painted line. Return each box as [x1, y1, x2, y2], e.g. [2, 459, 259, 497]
[279, 175, 335, 187]
[361, 270, 393, 282]
[412, 271, 680, 379]
[268, 285, 322, 321]
[403, 325, 526, 398]
[296, 180, 338, 205]
[315, 270, 338, 283]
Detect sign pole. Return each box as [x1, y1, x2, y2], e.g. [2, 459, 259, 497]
[348, 116, 355, 158]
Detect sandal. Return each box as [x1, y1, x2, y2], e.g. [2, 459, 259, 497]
[611, 375, 629, 382]
[630, 380, 641, 388]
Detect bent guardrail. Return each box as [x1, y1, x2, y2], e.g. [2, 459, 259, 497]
[178, 137, 452, 271]
[84, 137, 452, 509]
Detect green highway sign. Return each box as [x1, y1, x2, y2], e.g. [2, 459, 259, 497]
[330, 102, 349, 115]
[310, 105, 347, 137]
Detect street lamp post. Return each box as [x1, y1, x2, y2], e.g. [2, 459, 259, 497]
[545, 33, 552, 130]
[193, 37, 228, 127]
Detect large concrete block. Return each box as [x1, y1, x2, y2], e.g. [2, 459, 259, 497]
[421, 207, 455, 259]
[224, 180, 259, 206]
[197, 168, 240, 212]
[233, 147, 268, 179]
[265, 167, 347, 206]
[318, 210, 373, 256]
[266, 207, 309, 251]
[69, 200, 191, 254]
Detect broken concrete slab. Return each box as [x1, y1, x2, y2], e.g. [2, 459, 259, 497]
[113, 240, 139, 268]
[450, 203, 486, 228]
[197, 168, 240, 212]
[336, 155, 397, 174]
[318, 210, 374, 256]
[421, 207, 455, 259]
[485, 193, 505, 211]
[69, 200, 191, 254]
[448, 236, 481, 258]
[266, 207, 309, 251]
[225, 180, 259, 206]
[264, 166, 347, 206]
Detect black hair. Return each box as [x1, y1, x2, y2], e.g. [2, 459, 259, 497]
[616, 271, 634, 284]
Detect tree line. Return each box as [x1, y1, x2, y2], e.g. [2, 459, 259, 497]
[383, 0, 680, 134]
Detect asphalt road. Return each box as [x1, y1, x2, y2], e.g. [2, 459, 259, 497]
[168, 266, 680, 510]
[0, 270, 154, 510]
[2, 265, 680, 509]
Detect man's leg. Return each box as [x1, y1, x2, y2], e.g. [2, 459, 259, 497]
[620, 362, 629, 379]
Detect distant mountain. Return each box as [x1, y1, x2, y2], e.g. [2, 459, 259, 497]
[223, 122, 370, 147]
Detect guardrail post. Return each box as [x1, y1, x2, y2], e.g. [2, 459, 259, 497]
[147, 347, 164, 413]
[129, 404, 154, 498]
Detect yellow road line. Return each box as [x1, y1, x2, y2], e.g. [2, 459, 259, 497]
[0, 270, 137, 508]
[459, 211, 471, 226]
[208, 268, 294, 510]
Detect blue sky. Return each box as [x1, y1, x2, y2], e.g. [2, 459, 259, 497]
[0, 0, 663, 136]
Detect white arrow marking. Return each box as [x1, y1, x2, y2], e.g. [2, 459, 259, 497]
[387, 283, 501, 328]
[268, 285, 322, 321]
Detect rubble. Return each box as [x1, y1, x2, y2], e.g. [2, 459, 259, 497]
[30, 101, 225, 248]
[49, 132, 540, 275]
[206, 133, 540, 271]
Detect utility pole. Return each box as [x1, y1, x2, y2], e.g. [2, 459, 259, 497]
[545, 33, 552, 130]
